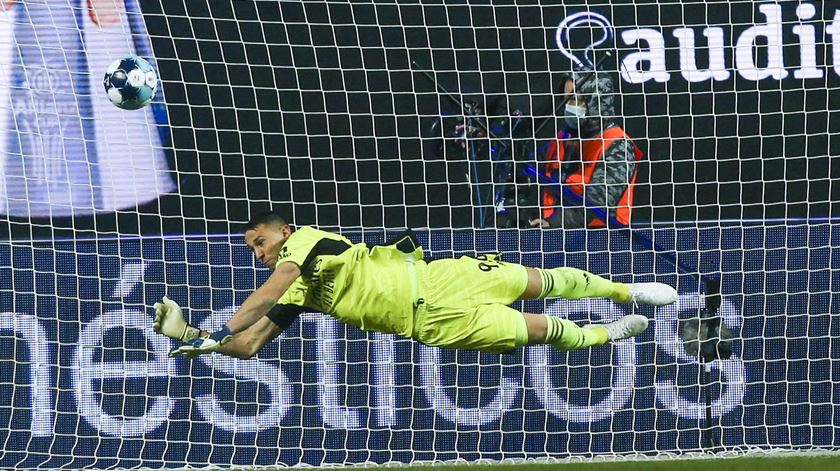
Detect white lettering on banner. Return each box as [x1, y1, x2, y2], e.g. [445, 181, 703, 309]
[8, 299, 748, 433]
[417, 344, 520, 426]
[557, 3, 833, 85]
[195, 308, 292, 433]
[827, 10, 840, 77]
[620, 29, 670, 83]
[10, 252, 749, 434]
[735, 4, 787, 81]
[793, 3, 823, 79]
[73, 310, 175, 437]
[672, 27, 730, 82]
[530, 299, 636, 423]
[654, 294, 746, 419]
[111, 261, 147, 299]
[0, 312, 52, 436]
[316, 315, 363, 429]
[371, 332, 396, 427]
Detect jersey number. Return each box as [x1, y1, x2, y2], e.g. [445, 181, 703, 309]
[476, 254, 500, 272]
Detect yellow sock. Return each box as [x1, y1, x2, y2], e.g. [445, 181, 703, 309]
[514, 313, 529, 348]
[611, 283, 631, 303]
[538, 267, 619, 300]
[544, 316, 609, 350]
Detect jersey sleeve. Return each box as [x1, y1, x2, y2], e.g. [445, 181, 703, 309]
[275, 226, 321, 269]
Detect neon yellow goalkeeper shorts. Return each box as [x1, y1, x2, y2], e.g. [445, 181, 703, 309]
[411, 255, 529, 353]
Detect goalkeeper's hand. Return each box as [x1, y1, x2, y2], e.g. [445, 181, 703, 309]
[169, 326, 233, 358]
[153, 296, 201, 342]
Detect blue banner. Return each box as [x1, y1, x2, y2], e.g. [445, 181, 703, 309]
[0, 226, 838, 468]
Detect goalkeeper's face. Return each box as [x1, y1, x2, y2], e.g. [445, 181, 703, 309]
[244, 223, 292, 270]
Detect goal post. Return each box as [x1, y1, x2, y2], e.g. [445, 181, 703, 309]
[0, 0, 839, 468]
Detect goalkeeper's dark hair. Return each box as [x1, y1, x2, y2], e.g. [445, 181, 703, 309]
[243, 211, 289, 232]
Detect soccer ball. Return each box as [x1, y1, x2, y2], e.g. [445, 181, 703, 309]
[103, 56, 158, 110]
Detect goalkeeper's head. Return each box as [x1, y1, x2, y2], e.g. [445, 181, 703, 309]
[243, 211, 293, 270]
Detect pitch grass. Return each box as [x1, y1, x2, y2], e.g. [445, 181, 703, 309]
[409, 454, 840, 470]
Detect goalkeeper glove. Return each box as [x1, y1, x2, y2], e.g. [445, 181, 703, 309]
[153, 296, 201, 342]
[169, 326, 233, 358]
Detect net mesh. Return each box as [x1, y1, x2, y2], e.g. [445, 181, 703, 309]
[0, 0, 838, 468]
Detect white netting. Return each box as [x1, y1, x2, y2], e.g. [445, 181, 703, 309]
[0, 0, 838, 468]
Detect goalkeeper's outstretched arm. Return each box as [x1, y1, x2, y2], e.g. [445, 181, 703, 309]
[167, 261, 301, 355]
[214, 317, 282, 360]
[225, 261, 301, 335]
[154, 297, 286, 359]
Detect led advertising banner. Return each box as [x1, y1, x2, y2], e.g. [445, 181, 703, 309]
[0, 227, 837, 468]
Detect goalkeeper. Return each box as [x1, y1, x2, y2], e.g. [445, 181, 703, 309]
[154, 212, 677, 358]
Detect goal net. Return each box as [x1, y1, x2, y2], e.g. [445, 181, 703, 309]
[0, 0, 838, 468]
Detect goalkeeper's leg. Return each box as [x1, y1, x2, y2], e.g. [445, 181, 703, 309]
[519, 267, 677, 306]
[520, 312, 648, 350]
[432, 306, 648, 351]
[413, 256, 671, 352]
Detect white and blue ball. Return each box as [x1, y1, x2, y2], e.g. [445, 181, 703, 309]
[103, 56, 158, 110]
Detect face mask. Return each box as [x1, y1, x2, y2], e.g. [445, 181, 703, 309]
[564, 104, 587, 129]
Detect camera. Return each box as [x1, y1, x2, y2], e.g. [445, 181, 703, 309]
[424, 97, 539, 228]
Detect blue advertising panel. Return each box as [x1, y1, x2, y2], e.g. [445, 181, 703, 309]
[0, 226, 838, 468]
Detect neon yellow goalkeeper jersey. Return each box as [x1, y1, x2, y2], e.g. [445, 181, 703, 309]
[273, 226, 418, 337]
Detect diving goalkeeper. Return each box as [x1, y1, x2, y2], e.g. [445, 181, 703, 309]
[154, 212, 677, 358]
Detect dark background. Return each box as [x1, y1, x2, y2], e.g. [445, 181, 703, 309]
[4, 0, 840, 238]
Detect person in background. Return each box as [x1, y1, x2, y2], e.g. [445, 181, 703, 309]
[530, 70, 642, 229]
